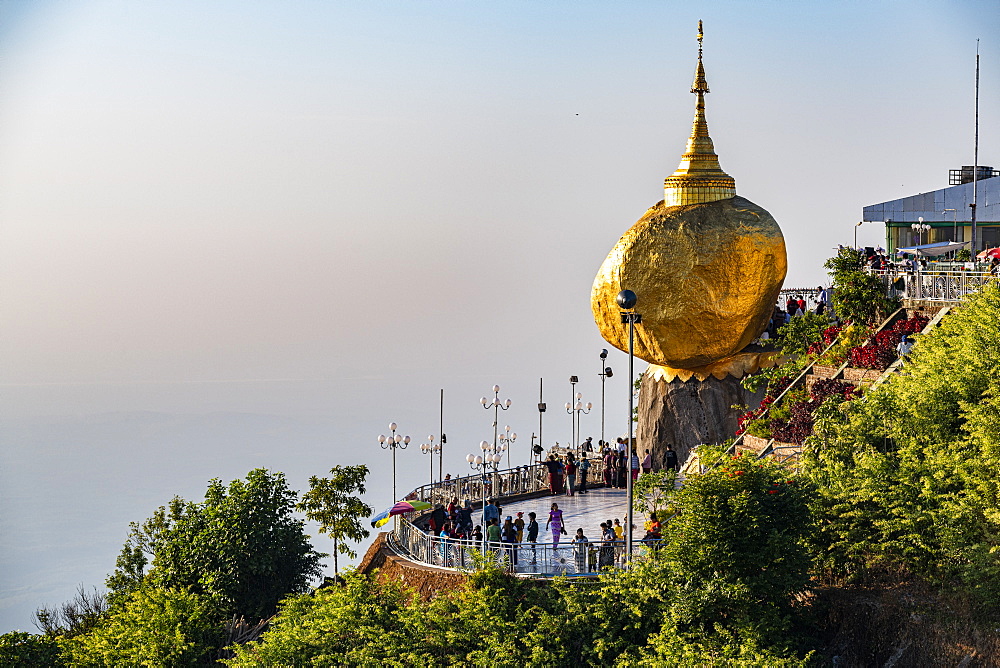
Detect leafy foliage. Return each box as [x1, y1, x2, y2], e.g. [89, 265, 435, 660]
[227, 458, 817, 666]
[64, 587, 223, 667]
[775, 312, 831, 358]
[824, 247, 899, 326]
[804, 281, 1000, 610]
[297, 465, 373, 578]
[0, 631, 66, 667]
[108, 469, 324, 621]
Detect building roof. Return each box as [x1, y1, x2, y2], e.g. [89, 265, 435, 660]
[863, 176, 1000, 224]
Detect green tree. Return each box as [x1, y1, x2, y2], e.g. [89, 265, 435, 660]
[296, 465, 373, 579]
[662, 456, 814, 623]
[107, 469, 324, 621]
[65, 587, 222, 667]
[0, 631, 66, 667]
[823, 246, 899, 325]
[805, 281, 1000, 609]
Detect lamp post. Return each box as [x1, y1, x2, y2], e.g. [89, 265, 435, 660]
[598, 349, 613, 450]
[854, 221, 863, 249]
[617, 289, 641, 568]
[498, 425, 517, 469]
[480, 385, 511, 463]
[377, 422, 410, 503]
[420, 436, 441, 489]
[537, 378, 546, 465]
[565, 393, 592, 457]
[565, 376, 578, 452]
[467, 452, 501, 554]
[911, 219, 930, 245]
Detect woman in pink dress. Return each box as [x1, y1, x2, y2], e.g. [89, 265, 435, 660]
[546, 502, 565, 547]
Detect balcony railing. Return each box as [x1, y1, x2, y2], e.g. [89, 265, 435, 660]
[402, 458, 607, 508]
[389, 455, 620, 575]
[870, 268, 994, 303]
[391, 516, 662, 577]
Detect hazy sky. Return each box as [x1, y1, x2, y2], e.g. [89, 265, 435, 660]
[2, 0, 998, 397]
[1, 0, 998, 630]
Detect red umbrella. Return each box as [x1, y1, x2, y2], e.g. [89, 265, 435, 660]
[976, 248, 1000, 260]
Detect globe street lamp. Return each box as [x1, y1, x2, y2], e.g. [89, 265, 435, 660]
[378, 422, 410, 503]
[565, 392, 592, 456]
[498, 425, 517, 469]
[598, 349, 613, 451]
[467, 452, 501, 554]
[480, 384, 512, 463]
[565, 375, 578, 453]
[420, 436, 441, 489]
[617, 289, 641, 568]
[479, 439, 507, 472]
[911, 219, 931, 245]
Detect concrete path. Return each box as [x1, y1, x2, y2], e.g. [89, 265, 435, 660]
[496, 486, 642, 544]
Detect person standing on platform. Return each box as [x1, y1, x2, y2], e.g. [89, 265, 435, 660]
[543, 455, 561, 495]
[572, 528, 590, 572]
[578, 455, 590, 494]
[603, 448, 615, 487]
[484, 499, 500, 527]
[598, 522, 616, 570]
[641, 449, 652, 475]
[526, 512, 539, 565]
[664, 444, 679, 472]
[546, 502, 565, 548]
[565, 453, 577, 497]
[485, 519, 502, 556]
[501, 516, 519, 566]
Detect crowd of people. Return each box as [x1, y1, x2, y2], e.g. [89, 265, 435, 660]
[413, 440, 681, 572]
[540, 439, 680, 496]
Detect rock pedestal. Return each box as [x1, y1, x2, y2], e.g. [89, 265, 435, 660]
[636, 367, 765, 469]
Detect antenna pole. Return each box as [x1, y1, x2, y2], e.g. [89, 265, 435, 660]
[971, 39, 980, 257]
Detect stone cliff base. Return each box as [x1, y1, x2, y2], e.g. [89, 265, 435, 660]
[636, 367, 765, 469]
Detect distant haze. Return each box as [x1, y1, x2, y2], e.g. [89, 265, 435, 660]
[1, 1, 997, 631]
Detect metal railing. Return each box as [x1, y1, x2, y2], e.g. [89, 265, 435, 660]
[871, 268, 994, 302]
[389, 453, 612, 574]
[392, 517, 662, 577]
[402, 458, 607, 508]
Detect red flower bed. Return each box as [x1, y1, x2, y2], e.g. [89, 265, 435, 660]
[769, 379, 857, 445]
[846, 315, 927, 370]
[821, 325, 843, 346]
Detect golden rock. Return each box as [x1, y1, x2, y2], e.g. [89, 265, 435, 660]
[591, 197, 786, 369]
[591, 21, 786, 373]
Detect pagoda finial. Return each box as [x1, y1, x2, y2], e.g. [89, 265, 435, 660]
[663, 20, 736, 206]
[691, 19, 709, 94]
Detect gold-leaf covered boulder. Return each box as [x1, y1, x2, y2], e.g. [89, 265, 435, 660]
[592, 196, 786, 369]
[592, 21, 786, 373]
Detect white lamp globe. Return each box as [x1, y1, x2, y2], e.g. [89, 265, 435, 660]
[378, 434, 386, 443]
[466, 454, 475, 463]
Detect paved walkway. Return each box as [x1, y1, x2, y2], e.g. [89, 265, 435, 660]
[497, 486, 642, 544]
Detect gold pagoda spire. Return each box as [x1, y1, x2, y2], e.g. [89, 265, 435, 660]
[663, 20, 737, 206]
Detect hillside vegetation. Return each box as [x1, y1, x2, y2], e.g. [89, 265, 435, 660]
[4, 280, 1000, 666]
